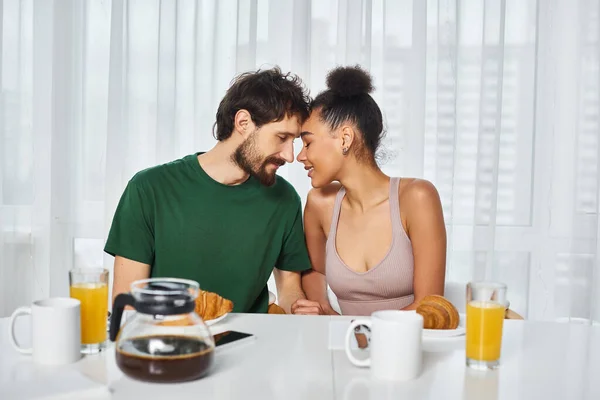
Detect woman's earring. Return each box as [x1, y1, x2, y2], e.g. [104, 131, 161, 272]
[342, 147, 349, 156]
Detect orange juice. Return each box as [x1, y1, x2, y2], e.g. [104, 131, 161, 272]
[70, 283, 108, 344]
[466, 301, 505, 361]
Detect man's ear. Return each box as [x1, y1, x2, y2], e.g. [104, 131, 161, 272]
[233, 109, 256, 139]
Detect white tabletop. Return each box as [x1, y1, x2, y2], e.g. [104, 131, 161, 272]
[1, 313, 599, 400]
[0, 313, 334, 400]
[333, 317, 600, 400]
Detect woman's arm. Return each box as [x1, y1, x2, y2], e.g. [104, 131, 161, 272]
[400, 179, 447, 310]
[292, 189, 339, 315]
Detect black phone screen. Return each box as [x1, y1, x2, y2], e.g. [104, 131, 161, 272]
[213, 331, 254, 347]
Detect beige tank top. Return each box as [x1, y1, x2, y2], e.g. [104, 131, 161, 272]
[325, 177, 415, 316]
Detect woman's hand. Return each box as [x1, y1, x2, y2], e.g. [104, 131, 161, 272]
[291, 299, 329, 315]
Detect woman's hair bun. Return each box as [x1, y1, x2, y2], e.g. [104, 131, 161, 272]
[326, 65, 374, 97]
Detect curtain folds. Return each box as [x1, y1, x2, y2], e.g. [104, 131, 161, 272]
[1, 0, 598, 322]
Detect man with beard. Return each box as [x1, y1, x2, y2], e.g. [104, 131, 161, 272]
[105, 67, 311, 313]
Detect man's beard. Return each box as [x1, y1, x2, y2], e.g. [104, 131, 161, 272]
[232, 132, 285, 187]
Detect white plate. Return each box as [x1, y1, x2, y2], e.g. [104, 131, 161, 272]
[268, 291, 276, 305]
[205, 313, 229, 326]
[422, 313, 466, 338]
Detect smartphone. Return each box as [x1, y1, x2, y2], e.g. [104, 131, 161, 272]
[213, 330, 255, 350]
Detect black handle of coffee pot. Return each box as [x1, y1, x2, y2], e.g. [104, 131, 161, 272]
[109, 293, 135, 342]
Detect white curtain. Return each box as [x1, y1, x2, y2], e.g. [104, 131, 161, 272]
[1, 0, 598, 322]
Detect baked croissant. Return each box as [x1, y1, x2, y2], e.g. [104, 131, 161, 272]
[416, 295, 460, 329]
[267, 304, 286, 315]
[195, 290, 234, 320]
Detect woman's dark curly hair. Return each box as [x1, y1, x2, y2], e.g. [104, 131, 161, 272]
[311, 65, 385, 164]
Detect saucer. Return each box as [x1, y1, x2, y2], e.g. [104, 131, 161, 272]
[404, 310, 466, 338]
[268, 291, 276, 305]
[205, 313, 229, 326]
[422, 313, 466, 338]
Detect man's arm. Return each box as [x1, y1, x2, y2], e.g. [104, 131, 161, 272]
[271, 191, 313, 314]
[112, 256, 151, 303]
[273, 268, 306, 314]
[104, 178, 155, 305]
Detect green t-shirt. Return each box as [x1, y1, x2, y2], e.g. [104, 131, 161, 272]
[104, 153, 311, 313]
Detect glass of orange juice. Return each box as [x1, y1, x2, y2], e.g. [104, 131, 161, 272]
[466, 281, 507, 370]
[69, 268, 109, 354]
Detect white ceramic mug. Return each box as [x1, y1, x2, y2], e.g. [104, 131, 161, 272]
[9, 298, 82, 365]
[345, 310, 423, 381]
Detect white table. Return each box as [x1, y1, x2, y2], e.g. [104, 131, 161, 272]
[1, 314, 599, 400]
[0, 314, 334, 400]
[333, 317, 600, 400]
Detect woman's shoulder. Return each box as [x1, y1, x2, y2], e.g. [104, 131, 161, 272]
[307, 182, 342, 205]
[398, 178, 442, 210]
[305, 183, 342, 220]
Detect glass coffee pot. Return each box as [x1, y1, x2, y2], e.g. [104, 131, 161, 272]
[110, 278, 214, 383]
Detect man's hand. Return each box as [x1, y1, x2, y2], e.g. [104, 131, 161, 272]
[273, 268, 306, 314]
[291, 299, 328, 315]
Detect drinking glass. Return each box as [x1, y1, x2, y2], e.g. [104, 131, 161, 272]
[69, 268, 109, 354]
[466, 281, 507, 370]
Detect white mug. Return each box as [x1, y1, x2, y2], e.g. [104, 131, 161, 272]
[345, 310, 423, 381]
[9, 297, 82, 365]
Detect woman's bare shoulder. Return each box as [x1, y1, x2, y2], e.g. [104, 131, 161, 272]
[305, 183, 342, 222]
[398, 178, 442, 211]
[307, 182, 342, 206]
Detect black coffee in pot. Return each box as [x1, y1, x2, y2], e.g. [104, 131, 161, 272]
[116, 335, 214, 383]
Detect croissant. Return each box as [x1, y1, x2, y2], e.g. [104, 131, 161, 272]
[416, 295, 460, 329]
[195, 290, 234, 321]
[267, 303, 286, 314]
